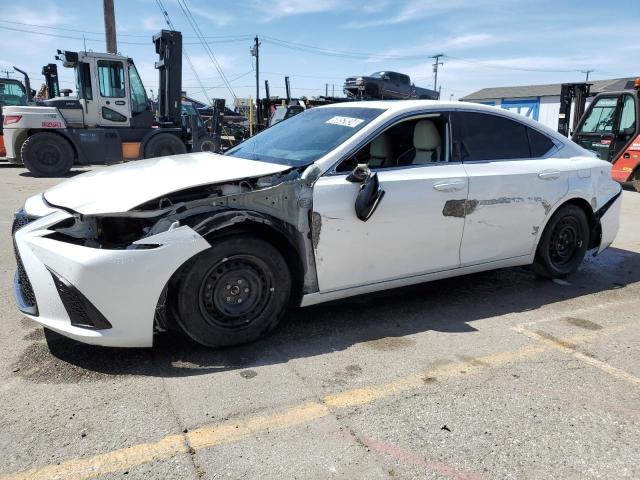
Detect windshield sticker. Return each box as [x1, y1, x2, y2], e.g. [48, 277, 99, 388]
[326, 116, 365, 128]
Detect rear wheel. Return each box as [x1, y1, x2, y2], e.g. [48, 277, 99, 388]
[532, 204, 590, 279]
[144, 133, 187, 158]
[175, 236, 291, 348]
[21, 132, 74, 177]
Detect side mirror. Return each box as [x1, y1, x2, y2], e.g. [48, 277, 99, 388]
[346, 163, 369, 182]
[346, 164, 385, 221]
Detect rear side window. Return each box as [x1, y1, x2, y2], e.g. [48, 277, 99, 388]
[452, 111, 530, 160]
[527, 128, 555, 157]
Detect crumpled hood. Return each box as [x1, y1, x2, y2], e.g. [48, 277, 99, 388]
[43, 152, 291, 215]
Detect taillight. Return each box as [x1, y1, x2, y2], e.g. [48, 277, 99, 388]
[3, 115, 22, 125]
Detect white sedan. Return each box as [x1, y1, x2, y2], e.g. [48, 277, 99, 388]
[12, 101, 622, 348]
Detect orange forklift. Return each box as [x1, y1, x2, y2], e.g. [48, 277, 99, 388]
[564, 78, 640, 192]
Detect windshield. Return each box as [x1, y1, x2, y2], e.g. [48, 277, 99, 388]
[0, 81, 27, 106]
[370, 72, 386, 78]
[578, 96, 618, 134]
[226, 107, 385, 166]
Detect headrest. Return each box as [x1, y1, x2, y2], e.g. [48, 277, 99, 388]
[370, 133, 392, 159]
[414, 120, 441, 151]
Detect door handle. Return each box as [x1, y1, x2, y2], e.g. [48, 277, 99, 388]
[538, 170, 561, 180]
[433, 180, 466, 192]
[115, 100, 126, 105]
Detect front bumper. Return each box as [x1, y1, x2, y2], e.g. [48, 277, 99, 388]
[12, 196, 210, 347]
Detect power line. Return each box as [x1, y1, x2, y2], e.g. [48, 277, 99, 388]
[0, 24, 250, 46]
[0, 19, 633, 78]
[156, 0, 211, 105]
[175, 0, 237, 101]
[0, 19, 253, 40]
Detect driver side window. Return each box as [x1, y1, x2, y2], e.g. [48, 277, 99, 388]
[336, 114, 450, 172]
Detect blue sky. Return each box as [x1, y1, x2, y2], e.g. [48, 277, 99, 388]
[0, 0, 637, 105]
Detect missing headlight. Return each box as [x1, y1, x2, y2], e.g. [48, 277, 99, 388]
[48, 215, 162, 249]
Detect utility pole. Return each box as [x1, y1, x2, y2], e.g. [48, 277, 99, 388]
[325, 83, 328, 97]
[103, 0, 117, 54]
[251, 36, 260, 128]
[432, 54, 444, 98]
[581, 69, 594, 82]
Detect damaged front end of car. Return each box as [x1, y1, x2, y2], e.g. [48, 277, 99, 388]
[44, 164, 323, 332]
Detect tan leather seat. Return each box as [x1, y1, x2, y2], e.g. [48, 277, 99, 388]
[412, 120, 441, 164]
[368, 133, 393, 167]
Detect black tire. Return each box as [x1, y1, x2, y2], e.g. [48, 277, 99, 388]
[632, 170, 640, 193]
[144, 133, 187, 158]
[21, 132, 74, 177]
[175, 236, 291, 348]
[532, 204, 590, 279]
[197, 136, 218, 153]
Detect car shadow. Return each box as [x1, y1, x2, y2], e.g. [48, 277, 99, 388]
[0, 163, 90, 177]
[32, 246, 640, 380]
[18, 169, 90, 178]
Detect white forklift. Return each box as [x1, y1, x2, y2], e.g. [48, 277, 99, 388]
[2, 30, 213, 177]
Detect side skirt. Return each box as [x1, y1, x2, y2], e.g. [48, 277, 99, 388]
[300, 255, 532, 307]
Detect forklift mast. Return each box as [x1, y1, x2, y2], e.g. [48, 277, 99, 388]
[153, 30, 182, 127]
[41, 63, 60, 99]
[285, 76, 291, 103]
[558, 82, 591, 137]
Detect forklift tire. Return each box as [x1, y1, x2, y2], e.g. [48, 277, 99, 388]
[633, 170, 640, 193]
[198, 137, 218, 153]
[21, 132, 74, 177]
[144, 133, 187, 159]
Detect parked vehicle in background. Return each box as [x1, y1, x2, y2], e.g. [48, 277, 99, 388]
[571, 78, 640, 191]
[2, 30, 216, 177]
[0, 73, 32, 157]
[344, 71, 438, 100]
[12, 101, 621, 350]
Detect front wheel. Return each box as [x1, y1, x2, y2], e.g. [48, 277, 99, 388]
[175, 236, 291, 348]
[532, 204, 590, 279]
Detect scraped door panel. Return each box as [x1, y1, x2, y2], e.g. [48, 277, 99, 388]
[312, 165, 468, 292]
[460, 159, 569, 265]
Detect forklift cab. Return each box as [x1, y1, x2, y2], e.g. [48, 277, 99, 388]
[269, 102, 305, 126]
[0, 80, 28, 107]
[55, 50, 153, 128]
[572, 80, 640, 190]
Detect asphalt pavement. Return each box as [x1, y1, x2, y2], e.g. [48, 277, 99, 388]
[0, 163, 638, 480]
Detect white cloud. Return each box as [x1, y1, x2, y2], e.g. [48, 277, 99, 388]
[241, 0, 348, 20]
[364, 33, 499, 63]
[141, 15, 166, 31]
[187, 5, 233, 27]
[4, 4, 70, 26]
[342, 0, 505, 28]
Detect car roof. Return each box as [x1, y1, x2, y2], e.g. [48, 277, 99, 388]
[314, 100, 586, 159]
[316, 100, 572, 144]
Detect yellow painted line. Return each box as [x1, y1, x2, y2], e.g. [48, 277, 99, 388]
[1, 434, 189, 480]
[0, 323, 632, 480]
[513, 324, 640, 386]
